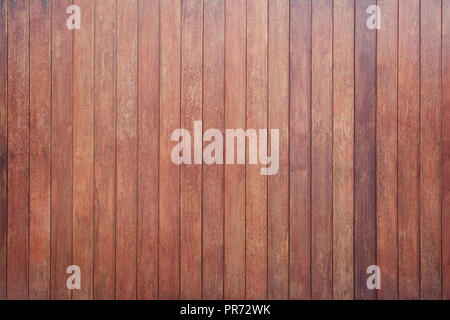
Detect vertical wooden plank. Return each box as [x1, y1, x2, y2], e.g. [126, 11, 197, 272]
[398, 0, 420, 300]
[137, 0, 159, 300]
[159, 0, 181, 300]
[420, 0, 442, 300]
[311, 0, 332, 300]
[376, 0, 398, 300]
[29, 0, 51, 300]
[289, 0, 311, 300]
[51, 0, 73, 300]
[224, 0, 246, 300]
[203, 0, 224, 300]
[443, 0, 450, 301]
[180, 0, 202, 300]
[7, 0, 29, 300]
[333, 0, 354, 300]
[267, 0, 289, 300]
[246, 0, 267, 300]
[355, 0, 376, 300]
[73, 0, 94, 300]
[116, 0, 137, 300]
[94, 0, 116, 300]
[0, 0, 7, 300]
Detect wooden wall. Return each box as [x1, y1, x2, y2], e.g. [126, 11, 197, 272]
[0, 0, 449, 300]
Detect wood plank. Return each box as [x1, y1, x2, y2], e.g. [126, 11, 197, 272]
[180, 0, 202, 300]
[137, 0, 159, 300]
[376, 0, 398, 300]
[159, 0, 181, 300]
[267, 0, 289, 300]
[289, 0, 311, 300]
[29, 0, 51, 300]
[94, 0, 116, 299]
[0, 0, 7, 300]
[398, 0, 420, 300]
[355, 0, 377, 300]
[420, 0, 442, 300]
[332, 0, 354, 300]
[224, 0, 246, 300]
[116, 0, 138, 300]
[51, 0, 73, 300]
[443, 0, 450, 301]
[246, 0, 268, 300]
[7, 0, 29, 300]
[73, 0, 94, 300]
[311, 0, 332, 300]
[203, 0, 224, 300]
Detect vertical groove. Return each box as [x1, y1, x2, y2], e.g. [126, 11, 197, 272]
[27, 0, 30, 300]
[287, 0, 290, 300]
[70, 0, 74, 301]
[418, 0, 421, 299]
[136, 0, 139, 299]
[244, 0, 247, 300]
[309, 0, 312, 298]
[114, 0, 117, 300]
[92, 0, 96, 300]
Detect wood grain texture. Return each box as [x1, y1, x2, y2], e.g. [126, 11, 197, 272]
[7, 0, 29, 300]
[289, 0, 311, 300]
[332, 0, 354, 300]
[116, 0, 138, 300]
[94, 0, 116, 300]
[203, 0, 225, 300]
[180, 0, 202, 300]
[0, 0, 7, 300]
[51, 0, 73, 300]
[443, 0, 450, 301]
[1, 0, 448, 301]
[137, 0, 159, 300]
[420, 0, 442, 300]
[376, 0, 398, 300]
[398, 0, 420, 300]
[29, 0, 51, 300]
[311, 0, 333, 300]
[73, 0, 94, 300]
[159, 0, 181, 300]
[224, 0, 246, 300]
[246, 0, 267, 300]
[267, 0, 289, 300]
[355, 0, 377, 300]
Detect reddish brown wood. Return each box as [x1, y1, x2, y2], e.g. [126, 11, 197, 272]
[7, 0, 30, 300]
[398, 0, 420, 300]
[137, 0, 159, 300]
[355, 0, 377, 300]
[289, 0, 311, 300]
[29, 0, 51, 300]
[268, 0, 289, 300]
[73, 0, 94, 300]
[246, 0, 267, 300]
[180, 0, 202, 300]
[51, 0, 73, 300]
[94, 0, 116, 299]
[0, 0, 8, 300]
[420, 0, 442, 300]
[116, 0, 138, 300]
[332, 0, 354, 300]
[443, 0, 450, 301]
[224, 0, 246, 300]
[203, 0, 225, 300]
[159, 0, 181, 300]
[376, 0, 398, 300]
[311, 0, 333, 300]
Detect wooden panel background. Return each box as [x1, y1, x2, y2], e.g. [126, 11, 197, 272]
[0, 0, 449, 300]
